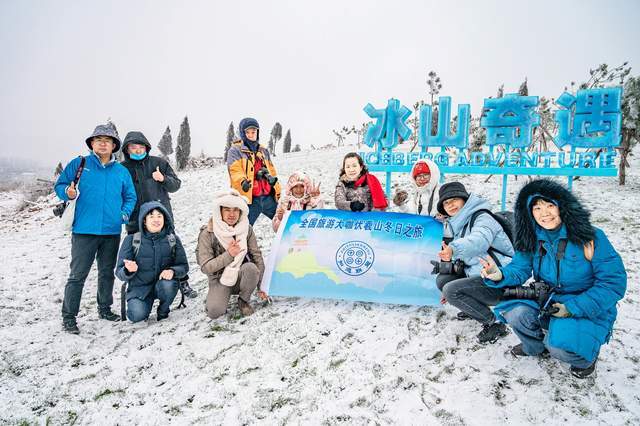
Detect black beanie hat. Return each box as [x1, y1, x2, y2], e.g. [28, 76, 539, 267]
[437, 182, 470, 215]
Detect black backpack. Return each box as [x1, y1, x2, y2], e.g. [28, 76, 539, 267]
[461, 209, 515, 266]
[120, 231, 189, 320]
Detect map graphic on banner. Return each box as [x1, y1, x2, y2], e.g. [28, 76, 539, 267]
[261, 209, 443, 306]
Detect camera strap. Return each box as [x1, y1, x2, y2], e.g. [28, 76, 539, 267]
[535, 239, 567, 286]
[73, 156, 86, 185]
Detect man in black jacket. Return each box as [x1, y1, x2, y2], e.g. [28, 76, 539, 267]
[121, 131, 181, 235]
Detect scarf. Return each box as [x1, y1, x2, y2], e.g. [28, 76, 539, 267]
[354, 173, 388, 209]
[211, 190, 250, 286]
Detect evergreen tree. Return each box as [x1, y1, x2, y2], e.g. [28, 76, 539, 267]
[106, 119, 123, 161]
[292, 144, 301, 152]
[158, 126, 173, 158]
[54, 162, 63, 177]
[176, 116, 191, 170]
[270, 123, 283, 155]
[497, 84, 504, 98]
[224, 122, 235, 162]
[283, 129, 292, 153]
[620, 75, 640, 185]
[518, 78, 528, 96]
[469, 116, 486, 152]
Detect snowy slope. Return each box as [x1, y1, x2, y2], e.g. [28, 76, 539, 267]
[1, 146, 639, 425]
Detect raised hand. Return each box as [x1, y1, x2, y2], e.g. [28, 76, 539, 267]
[228, 239, 243, 257]
[438, 242, 453, 261]
[152, 166, 165, 182]
[310, 181, 321, 198]
[66, 181, 77, 199]
[124, 259, 138, 273]
[393, 190, 408, 206]
[479, 256, 502, 281]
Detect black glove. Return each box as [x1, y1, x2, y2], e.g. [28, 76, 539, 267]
[350, 200, 365, 212]
[266, 175, 278, 186]
[241, 179, 252, 192]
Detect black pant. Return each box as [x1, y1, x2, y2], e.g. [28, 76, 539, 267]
[437, 272, 503, 325]
[62, 234, 121, 321]
[248, 195, 277, 225]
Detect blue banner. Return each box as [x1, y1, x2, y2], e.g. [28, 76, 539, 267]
[261, 209, 443, 306]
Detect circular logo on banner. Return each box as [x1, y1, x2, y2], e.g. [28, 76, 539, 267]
[335, 241, 375, 276]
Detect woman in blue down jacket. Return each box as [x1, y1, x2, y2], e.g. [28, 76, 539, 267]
[116, 201, 189, 322]
[481, 179, 626, 378]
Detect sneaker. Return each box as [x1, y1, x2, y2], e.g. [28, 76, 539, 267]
[98, 310, 121, 322]
[570, 360, 597, 379]
[63, 320, 80, 334]
[237, 297, 255, 317]
[456, 311, 471, 321]
[510, 343, 550, 358]
[477, 322, 508, 344]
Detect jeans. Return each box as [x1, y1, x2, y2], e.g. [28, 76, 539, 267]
[127, 279, 179, 323]
[502, 304, 593, 369]
[62, 234, 121, 321]
[248, 195, 277, 225]
[438, 273, 503, 325]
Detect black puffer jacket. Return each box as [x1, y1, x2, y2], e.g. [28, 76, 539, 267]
[121, 131, 181, 233]
[115, 201, 189, 301]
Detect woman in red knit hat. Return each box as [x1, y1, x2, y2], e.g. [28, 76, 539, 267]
[392, 159, 441, 217]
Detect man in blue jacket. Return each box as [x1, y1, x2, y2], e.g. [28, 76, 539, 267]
[55, 124, 137, 334]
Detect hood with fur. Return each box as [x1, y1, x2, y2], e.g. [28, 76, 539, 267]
[514, 179, 595, 253]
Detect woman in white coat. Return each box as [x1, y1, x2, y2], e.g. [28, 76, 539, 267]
[393, 159, 441, 217]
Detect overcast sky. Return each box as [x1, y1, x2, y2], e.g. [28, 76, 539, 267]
[1, 0, 638, 166]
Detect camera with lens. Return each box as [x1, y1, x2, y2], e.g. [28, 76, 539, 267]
[430, 218, 463, 275]
[256, 166, 278, 186]
[53, 202, 68, 218]
[430, 259, 465, 275]
[502, 281, 558, 317]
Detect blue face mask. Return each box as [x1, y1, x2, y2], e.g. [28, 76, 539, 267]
[130, 152, 147, 161]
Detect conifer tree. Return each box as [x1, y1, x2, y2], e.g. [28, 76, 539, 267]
[176, 116, 191, 170]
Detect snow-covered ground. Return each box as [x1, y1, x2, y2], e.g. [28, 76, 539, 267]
[1, 146, 639, 425]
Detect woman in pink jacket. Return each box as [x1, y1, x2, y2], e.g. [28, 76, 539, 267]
[272, 171, 323, 232]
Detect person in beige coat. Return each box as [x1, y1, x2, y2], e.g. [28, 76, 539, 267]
[196, 189, 266, 319]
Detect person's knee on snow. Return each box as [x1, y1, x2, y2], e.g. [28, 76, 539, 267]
[156, 279, 178, 301]
[127, 298, 151, 323]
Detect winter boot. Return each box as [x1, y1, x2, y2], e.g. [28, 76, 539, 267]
[63, 319, 80, 335]
[157, 309, 169, 321]
[98, 310, 121, 322]
[456, 311, 471, 321]
[510, 343, 549, 358]
[570, 360, 597, 379]
[238, 297, 254, 317]
[477, 322, 508, 344]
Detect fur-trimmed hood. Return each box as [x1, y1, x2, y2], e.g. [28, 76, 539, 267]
[514, 179, 595, 253]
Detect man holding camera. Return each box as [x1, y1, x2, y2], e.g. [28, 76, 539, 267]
[54, 124, 137, 334]
[226, 117, 281, 225]
[434, 182, 514, 344]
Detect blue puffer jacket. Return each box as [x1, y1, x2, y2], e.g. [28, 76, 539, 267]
[488, 224, 626, 362]
[55, 153, 137, 235]
[447, 194, 514, 276]
[115, 201, 189, 301]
